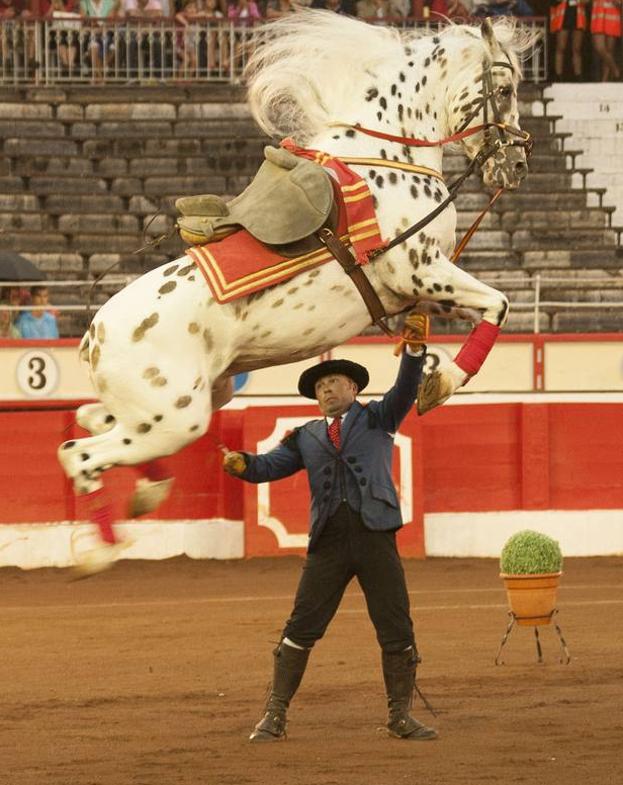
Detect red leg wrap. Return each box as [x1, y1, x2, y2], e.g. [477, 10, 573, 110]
[88, 487, 117, 545]
[454, 320, 501, 377]
[136, 459, 170, 482]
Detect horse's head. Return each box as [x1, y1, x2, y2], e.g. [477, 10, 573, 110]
[448, 19, 534, 191]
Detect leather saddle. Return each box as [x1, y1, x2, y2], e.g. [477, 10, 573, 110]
[176, 146, 339, 258]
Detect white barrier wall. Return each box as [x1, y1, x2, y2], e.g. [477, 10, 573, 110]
[537, 84, 623, 227]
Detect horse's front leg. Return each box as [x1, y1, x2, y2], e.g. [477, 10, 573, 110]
[415, 259, 509, 414]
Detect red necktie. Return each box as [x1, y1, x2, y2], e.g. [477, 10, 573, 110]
[327, 417, 341, 450]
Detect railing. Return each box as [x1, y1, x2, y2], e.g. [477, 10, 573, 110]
[1, 274, 621, 336]
[0, 16, 548, 87]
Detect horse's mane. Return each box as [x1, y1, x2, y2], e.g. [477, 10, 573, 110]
[245, 10, 539, 144]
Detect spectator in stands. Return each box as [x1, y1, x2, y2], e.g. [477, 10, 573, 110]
[80, 0, 123, 81]
[549, 0, 588, 80]
[176, 0, 208, 76]
[426, 0, 471, 19]
[591, 0, 622, 81]
[265, 0, 298, 17]
[310, 0, 357, 15]
[356, 0, 407, 21]
[472, 0, 533, 16]
[123, 0, 165, 78]
[15, 287, 60, 340]
[0, 287, 23, 340]
[226, 0, 262, 21]
[45, 1, 81, 77]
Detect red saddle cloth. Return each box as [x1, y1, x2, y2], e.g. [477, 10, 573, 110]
[186, 145, 386, 305]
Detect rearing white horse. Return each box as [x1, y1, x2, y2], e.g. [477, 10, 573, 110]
[59, 11, 537, 568]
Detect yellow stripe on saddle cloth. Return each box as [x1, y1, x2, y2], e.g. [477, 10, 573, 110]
[187, 226, 359, 304]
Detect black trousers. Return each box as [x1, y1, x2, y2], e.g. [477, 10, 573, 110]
[283, 503, 415, 654]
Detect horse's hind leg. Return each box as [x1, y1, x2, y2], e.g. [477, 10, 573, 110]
[75, 402, 174, 518]
[415, 258, 509, 414]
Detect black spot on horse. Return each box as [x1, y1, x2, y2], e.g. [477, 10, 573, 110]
[409, 249, 419, 267]
[104, 414, 115, 424]
[399, 72, 405, 82]
[389, 171, 397, 185]
[398, 104, 404, 121]
[154, 414, 163, 422]
[137, 423, 152, 434]
[380, 148, 387, 159]
[369, 169, 376, 178]
[410, 185, 418, 199]
[408, 61, 414, 67]
[424, 57, 430, 68]
[379, 96, 387, 110]
[440, 299, 457, 310]
[377, 111, 383, 121]
[415, 82, 420, 93]
[375, 175, 384, 188]
[345, 129, 356, 138]
[424, 185, 432, 198]
[163, 265, 178, 277]
[433, 190, 442, 203]
[366, 87, 379, 101]
[445, 285, 454, 293]
[62, 441, 76, 450]
[433, 283, 442, 292]
[81, 453, 89, 461]
[123, 438, 132, 445]
[391, 84, 397, 96]
[422, 75, 427, 86]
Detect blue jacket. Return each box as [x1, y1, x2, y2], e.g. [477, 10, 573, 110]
[240, 351, 426, 551]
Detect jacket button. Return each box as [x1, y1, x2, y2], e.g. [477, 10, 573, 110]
[347, 456, 356, 463]
[354, 466, 363, 473]
[323, 481, 331, 489]
[359, 478, 367, 486]
[323, 466, 331, 475]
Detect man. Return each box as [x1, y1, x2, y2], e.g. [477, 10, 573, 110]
[223, 313, 438, 742]
[16, 286, 59, 339]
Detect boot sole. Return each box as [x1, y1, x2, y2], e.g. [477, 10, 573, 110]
[388, 729, 439, 741]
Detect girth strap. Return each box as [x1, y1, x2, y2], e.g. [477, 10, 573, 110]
[316, 227, 392, 337]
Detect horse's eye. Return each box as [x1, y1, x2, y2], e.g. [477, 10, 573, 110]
[499, 86, 513, 99]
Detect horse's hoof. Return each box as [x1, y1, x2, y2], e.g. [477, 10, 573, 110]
[70, 541, 132, 581]
[128, 477, 174, 518]
[417, 370, 454, 415]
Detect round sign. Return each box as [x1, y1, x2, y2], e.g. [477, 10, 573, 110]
[16, 350, 60, 398]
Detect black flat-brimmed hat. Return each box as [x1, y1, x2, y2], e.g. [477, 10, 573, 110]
[298, 359, 369, 400]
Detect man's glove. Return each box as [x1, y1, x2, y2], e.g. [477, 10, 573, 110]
[394, 312, 430, 356]
[223, 451, 247, 477]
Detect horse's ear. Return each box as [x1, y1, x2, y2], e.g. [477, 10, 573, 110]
[481, 17, 497, 52]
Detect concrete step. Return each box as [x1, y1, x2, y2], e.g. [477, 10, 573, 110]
[522, 248, 622, 269]
[44, 194, 127, 214]
[512, 228, 618, 250]
[500, 209, 608, 231]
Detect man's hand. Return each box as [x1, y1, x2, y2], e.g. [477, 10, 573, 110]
[223, 452, 247, 477]
[394, 312, 430, 355]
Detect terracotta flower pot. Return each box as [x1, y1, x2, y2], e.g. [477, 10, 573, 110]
[500, 572, 562, 626]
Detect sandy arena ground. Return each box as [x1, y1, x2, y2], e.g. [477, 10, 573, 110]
[1, 556, 622, 785]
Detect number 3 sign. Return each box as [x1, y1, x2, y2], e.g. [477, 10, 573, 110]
[16, 350, 60, 397]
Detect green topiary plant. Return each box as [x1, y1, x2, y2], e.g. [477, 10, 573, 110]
[500, 530, 563, 575]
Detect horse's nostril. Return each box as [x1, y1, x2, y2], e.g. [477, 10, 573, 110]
[515, 161, 528, 178]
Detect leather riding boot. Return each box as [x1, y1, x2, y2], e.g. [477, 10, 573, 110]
[249, 641, 311, 742]
[382, 647, 438, 741]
